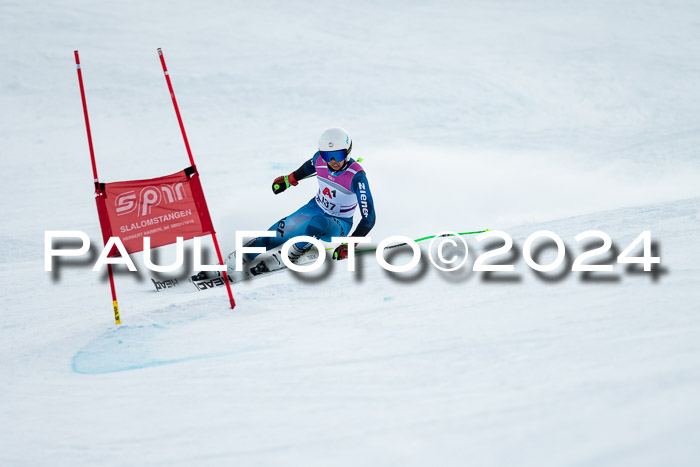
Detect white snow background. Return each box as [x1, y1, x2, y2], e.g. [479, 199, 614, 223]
[1, 0, 700, 465]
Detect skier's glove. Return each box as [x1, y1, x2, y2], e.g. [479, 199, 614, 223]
[333, 244, 350, 260]
[272, 173, 298, 194]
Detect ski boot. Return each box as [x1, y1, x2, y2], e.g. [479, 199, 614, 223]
[248, 244, 310, 276]
[190, 270, 221, 281]
[191, 250, 250, 281]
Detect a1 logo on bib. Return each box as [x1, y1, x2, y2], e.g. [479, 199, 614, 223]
[322, 187, 337, 199]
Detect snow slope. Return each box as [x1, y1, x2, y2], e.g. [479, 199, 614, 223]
[1, 0, 700, 465]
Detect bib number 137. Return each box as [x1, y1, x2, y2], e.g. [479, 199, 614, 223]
[317, 188, 337, 210]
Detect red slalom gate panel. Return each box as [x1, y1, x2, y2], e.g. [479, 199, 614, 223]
[94, 167, 215, 256]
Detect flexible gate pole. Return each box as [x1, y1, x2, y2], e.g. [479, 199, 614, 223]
[74, 50, 121, 325]
[157, 48, 236, 309]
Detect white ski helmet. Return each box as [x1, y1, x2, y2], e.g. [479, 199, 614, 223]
[318, 127, 352, 163]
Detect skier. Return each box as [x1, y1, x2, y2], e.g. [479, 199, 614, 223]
[195, 127, 376, 280]
[245, 127, 376, 274]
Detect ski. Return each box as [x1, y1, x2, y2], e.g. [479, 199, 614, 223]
[191, 247, 321, 290]
[151, 247, 321, 292]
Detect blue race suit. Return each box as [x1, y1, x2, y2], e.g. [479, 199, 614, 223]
[243, 152, 376, 259]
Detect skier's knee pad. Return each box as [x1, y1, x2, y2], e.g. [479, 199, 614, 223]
[305, 216, 331, 238]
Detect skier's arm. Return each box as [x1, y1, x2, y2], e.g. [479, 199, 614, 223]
[349, 171, 376, 237]
[272, 153, 319, 194]
[291, 152, 319, 181]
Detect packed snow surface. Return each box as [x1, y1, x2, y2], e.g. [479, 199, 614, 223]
[1, 0, 699, 465]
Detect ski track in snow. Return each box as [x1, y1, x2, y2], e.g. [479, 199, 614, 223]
[2, 0, 700, 465]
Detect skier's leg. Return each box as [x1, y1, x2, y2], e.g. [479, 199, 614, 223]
[238, 200, 318, 264]
[198, 201, 331, 280]
[248, 202, 353, 274]
[288, 213, 353, 259]
[306, 214, 352, 240]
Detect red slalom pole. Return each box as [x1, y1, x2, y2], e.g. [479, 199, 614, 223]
[74, 50, 121, 325]
[157, 48, 236, 310]
[157, 48, 196, 167]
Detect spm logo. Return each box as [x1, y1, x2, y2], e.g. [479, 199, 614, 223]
[115, 183, 186, 217]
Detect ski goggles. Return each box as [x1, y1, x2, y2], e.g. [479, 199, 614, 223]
[320, 149, 347, 163]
